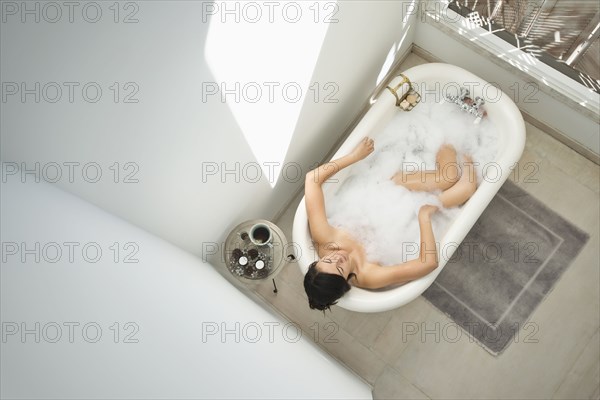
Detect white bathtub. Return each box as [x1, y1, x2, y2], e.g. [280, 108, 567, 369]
[292, 63, 526, 313]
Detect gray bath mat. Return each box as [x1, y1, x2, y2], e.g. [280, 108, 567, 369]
[422, 180, 589, 356]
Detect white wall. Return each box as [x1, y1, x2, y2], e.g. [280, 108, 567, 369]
[413, 2, 600, 158]
[1, 1, 417, 264]
[1, 177, 372, 399]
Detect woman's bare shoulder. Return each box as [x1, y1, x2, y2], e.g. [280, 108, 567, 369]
[353, 261, 388, 289]
[312, 227, 346, 256]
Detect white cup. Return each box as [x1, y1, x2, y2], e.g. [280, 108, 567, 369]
[249, 223, 272, 246]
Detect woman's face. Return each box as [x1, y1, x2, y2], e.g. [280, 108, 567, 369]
[316, 250, 351, 279]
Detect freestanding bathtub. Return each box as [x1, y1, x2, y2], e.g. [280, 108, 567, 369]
[292, 63, 526, 313]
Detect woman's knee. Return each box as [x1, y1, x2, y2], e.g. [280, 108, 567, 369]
[436, 162, 460, 189]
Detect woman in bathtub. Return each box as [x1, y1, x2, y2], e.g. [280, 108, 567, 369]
[303, 137, 478, 311]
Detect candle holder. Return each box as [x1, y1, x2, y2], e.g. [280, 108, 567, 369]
[223, 219, 293, 285]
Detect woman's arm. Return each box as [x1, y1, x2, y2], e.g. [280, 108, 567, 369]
[357, 205, 439, 289]
[306, 137, 374, 185]
[415, 204, 438, 267]
[305, 137, 375, 244]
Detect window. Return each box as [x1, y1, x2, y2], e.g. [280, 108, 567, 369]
[449, 0, 600, 93]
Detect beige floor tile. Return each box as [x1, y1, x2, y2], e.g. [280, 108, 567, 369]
[513, 153, 599, 234]
[370, 297, 436, 365]
[255, 274, 326, 330]
[396, 53, 428, 72]
[331, 307, 376, 338]
[351, 309, 397, 348]
[323, 304, 362, 332]
[323, 306, 397, 349]
[321, 326, 387, 385]
[507, 144, 544, 187]
[391, 308, 494, 399]
[553, 329, 600, 399]
[273, 258, 304, 290]
[523, 122, 600, 194]
[373, 366, 430, 400]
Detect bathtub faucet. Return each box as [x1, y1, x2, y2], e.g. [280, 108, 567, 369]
[444, 87, 486, 123]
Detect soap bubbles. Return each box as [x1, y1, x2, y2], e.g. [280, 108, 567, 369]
[326, 100, 499, 266]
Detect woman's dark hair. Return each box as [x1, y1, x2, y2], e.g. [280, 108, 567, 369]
[303, 260, 356, 311]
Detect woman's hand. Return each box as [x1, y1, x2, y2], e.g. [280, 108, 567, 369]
[418, 204, 439, 220]
[309, 137, 374, 186]
[350, 137, 375, 161]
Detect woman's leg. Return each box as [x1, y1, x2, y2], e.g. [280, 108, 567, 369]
[391, 144, 460, 191]
[437, 155, 477, 208]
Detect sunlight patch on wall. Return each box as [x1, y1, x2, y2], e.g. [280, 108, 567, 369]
[204, 1, 334, 188]
[374, 0, 416, 89]
[375, 26, 412, 87]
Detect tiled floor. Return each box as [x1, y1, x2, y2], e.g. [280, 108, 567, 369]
[254, 53, 600, 399]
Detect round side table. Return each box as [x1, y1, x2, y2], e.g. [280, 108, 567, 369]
[223, 219, 293, 291]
